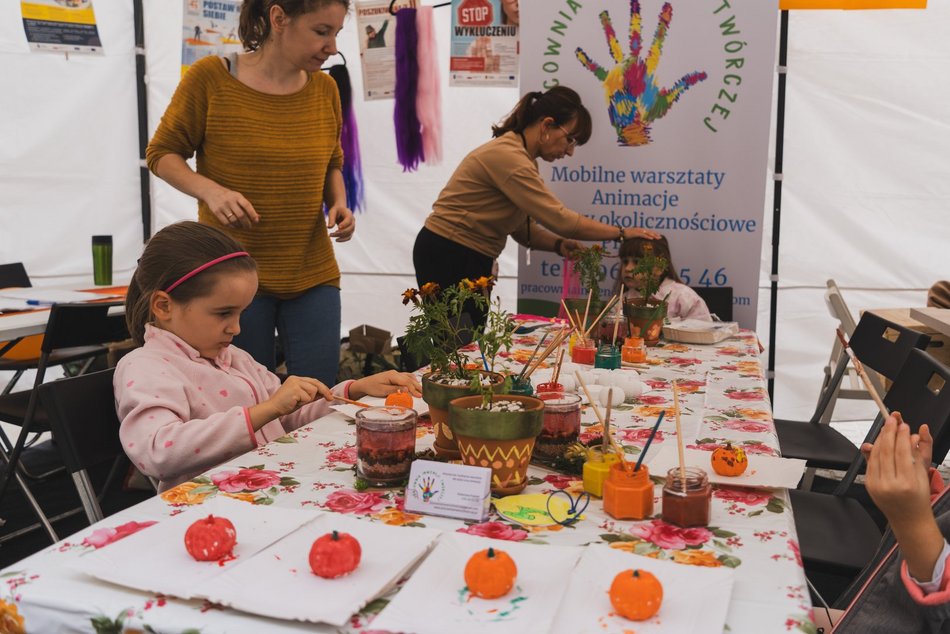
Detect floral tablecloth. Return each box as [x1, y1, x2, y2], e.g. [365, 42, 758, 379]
[0, 326, 815, 633]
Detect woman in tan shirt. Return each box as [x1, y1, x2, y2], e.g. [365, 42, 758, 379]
[146, 0, 353, 385]
[414, 86, 659, 324]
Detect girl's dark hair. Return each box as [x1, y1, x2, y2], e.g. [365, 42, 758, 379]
[615, 235, 681, 291]
[126, 221, 257, 346]
[491, 86, 593, 145]
[239, 0, 351, 51]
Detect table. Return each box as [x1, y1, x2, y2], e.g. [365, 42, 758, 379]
[0, 326, 814, 633]
[866, 307, 950, 370]
[911, 307, 950, 339]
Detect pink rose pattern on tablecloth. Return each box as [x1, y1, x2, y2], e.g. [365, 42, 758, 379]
[10, 329, 812, 634]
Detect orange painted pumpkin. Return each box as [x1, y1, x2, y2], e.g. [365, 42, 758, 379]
[184, 515, 237, 561]
[385, 390, 414, 408]
[309, 530, 362, 578]
[609, 568, 663, 621]
[464, 547, 518, 599]
[711, 443, 748, 477]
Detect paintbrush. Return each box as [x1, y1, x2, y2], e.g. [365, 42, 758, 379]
[516, 332, 549, 382]
[836, 328, 890, 419]
[633, 411, 665, 472]
[672, 380, 687, 492]
[333, 396, 370, 408]
[583, 294, 621, 339]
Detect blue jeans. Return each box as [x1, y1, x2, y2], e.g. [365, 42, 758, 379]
[233, 285, 341, 385]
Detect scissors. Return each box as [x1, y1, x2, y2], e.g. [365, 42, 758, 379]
[545, 490, 591, 527]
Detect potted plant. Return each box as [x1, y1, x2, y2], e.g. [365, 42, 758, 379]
[401, 277, 512, 459]
[564, 244, 606, 331]
[448, 382, 544, 495]
[623, 252, 669, 346]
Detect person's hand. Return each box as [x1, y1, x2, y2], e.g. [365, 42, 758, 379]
[865, 413, 933, 526]
[327, 204, 355, 242]
[560, 239, 583, 257]
[626, 227, 661, 240]
[266, 376, 333, 417]
[575, 3, 707, 146]
[860, 417, 933, 466]
[349, 370, 422, 400]
[203, 184, 259, 229]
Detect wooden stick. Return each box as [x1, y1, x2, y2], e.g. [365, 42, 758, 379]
[574, 370, 605, 428]
[672, 380, 687, 492]
[333, 396, 370, 408]
[560, 299, 579, 332]
[516, 332, 549, 381]
[583, 294, 621, 338]
[836, 328, 890, 419]
[524, 328, 570, 379]
[581, 288, 593, 334]
[603, 388, 613, 452]
[552, 347, 565, 385]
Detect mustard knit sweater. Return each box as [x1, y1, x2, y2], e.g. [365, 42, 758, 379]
[146, 56, 344, 296]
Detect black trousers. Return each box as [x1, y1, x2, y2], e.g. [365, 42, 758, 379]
[412, 226, 493, 329]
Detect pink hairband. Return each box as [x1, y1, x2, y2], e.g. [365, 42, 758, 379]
[164, 251, 250, 293]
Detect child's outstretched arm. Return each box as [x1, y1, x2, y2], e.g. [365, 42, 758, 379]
[349, 370, 422, 400]
[866, 414, 945, 582]
[248, 376, 334, 430]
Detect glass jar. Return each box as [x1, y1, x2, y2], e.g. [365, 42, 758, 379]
[507, 376, 534, 396]
[594, 344, 621, 369]
[597, 312, 628, 348]
[535, 393, 582, 463]
[571, 336, 597, 365]
[355, 406, 417, 486]
[535, 381, 563, 395]
[582, 445, 620, 498]
[661, 467, 711, 527]
[604, 463, 654, 520]
[621, 336, 647, 364]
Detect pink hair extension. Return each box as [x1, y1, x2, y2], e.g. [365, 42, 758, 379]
[415, 6, 442, 165]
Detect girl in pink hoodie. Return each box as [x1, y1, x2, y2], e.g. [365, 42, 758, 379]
[115, 221, 419, 491]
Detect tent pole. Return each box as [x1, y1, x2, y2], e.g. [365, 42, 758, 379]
[767, 10, 789, 401]
[133, 0, 152, 242]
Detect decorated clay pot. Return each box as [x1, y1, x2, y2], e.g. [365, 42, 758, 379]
[448, 394, 544, 496]
[422, 371, 505, 459]
[624, 299, 667, 347]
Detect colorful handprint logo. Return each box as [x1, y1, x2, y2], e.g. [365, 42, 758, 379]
[576, 1, 707, 147]
[419, 476, 440, 503]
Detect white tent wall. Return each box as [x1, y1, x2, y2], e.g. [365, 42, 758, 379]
[2, 4, 948, 423]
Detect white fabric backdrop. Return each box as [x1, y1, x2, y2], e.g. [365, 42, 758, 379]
[1, 3, 947, 422]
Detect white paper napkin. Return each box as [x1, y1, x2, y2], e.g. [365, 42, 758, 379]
[647, 445, 806, 489]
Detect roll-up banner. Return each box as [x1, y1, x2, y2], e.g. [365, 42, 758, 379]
[517, 0, 778, 328]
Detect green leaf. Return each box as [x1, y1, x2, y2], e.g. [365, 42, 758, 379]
[712, 528, 737, 538]
[718, 554, 742, 568]
[526, 476, 545, 486]
[748, 509, 763, 517]
[274, 435, 297, 443]
[246, 464, 265, 470]
[361, 598, 389, 615]
[279, 477, 300, 486]
[600, 533, 634, 543]
[268, 486, 279, 495]
[766, 498, 786, 514]
[89, 616, 122, 634]
[188, 485, 218, 495]
[634, 542, 659, 556]
[191, 476, 212, 484]
[254, 496, 275, 505]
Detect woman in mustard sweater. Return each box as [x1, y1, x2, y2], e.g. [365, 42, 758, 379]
[146, 0, 352, 385]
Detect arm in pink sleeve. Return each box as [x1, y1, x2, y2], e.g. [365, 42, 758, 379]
[901, 541, 950, 603]
[279, 380, 355, 432]
[115, 361, 257, 483]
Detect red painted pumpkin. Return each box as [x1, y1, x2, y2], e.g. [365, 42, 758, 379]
[609, 568, 663, 621]
[464, 547, 518, 599]
[309, 531, 362, 578]
[711, 443, 749, 477]
[385, 390, 414, 408]
[184, 515, 237, 561]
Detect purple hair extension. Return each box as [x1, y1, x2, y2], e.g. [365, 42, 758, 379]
[415, 6, 442, 165]
[394, 8, 424, 172]
[328, 64, 364, 212]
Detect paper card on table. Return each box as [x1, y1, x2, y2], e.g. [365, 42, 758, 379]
[647, 444, 806, 489]
[403, 459, 491, 522]
[72, 497, 318, 599]
[330, 395, 428, 419]
[208, 512, 441, 626]
[551, 544, 734, 634]
[371, 531, 582, 634]
[0, 289, 120, 303]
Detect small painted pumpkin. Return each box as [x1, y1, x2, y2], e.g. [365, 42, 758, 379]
[711, 443, 749, 477]
[184, 515, 237, 562]
[309, 530, 362, 579]
[385, 390, 414, 408]
[609, 568, 663, 621]
[464, 547, 518, 599]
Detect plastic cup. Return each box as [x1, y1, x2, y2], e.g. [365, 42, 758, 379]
[92, 235, 113, 286]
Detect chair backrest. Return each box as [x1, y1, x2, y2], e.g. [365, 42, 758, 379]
[883, 349, 950, 465]
[825, 279, 857, 336]
[41, 302, 128, 354]
[690, 286, 733, 322]
[37, 368, 121, 474]
[849, 311, 931, 382]
[0, 262, 31, 289]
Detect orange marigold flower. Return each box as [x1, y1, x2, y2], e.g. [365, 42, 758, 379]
[401, 288, 419, 305]
[671, 549, 723, 567]
[419, 282, 440, 297]
[160, 481, 209, 506]
[0, 599, 25, 634]
[474, 276, 495, 291]
[459, 278, 476, 291]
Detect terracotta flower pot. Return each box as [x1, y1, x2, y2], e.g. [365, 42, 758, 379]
[624, 300, 667, 347]
[422, 371, 505, 459]
[448, 395, 544, 496]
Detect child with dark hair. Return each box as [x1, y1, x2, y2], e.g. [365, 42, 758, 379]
[617, 235, 711, 321]
[116, 221, 419, 492]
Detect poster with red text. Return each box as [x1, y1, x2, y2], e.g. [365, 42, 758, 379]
[450, 0, 520, 86]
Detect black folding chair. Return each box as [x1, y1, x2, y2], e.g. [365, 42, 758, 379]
[38, 368, 144, 524]
[790, 348, 950, 579]
[775, 311, 930, 488]
[0, 302, 127, 541]
[690, 286, 733, 322]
